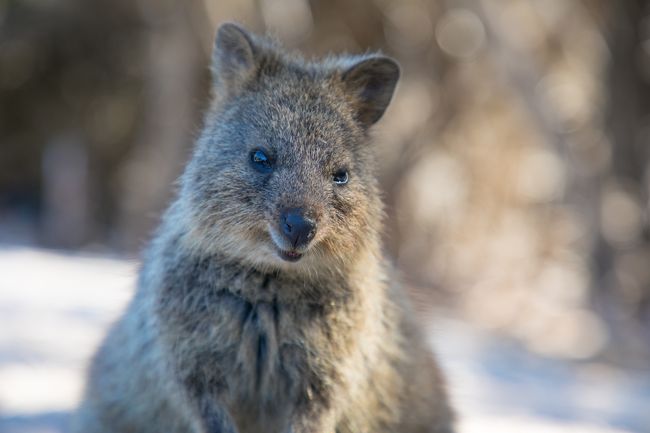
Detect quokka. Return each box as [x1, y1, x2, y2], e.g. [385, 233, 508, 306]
[73, 22, 455, 433]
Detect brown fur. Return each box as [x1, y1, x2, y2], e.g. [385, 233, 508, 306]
[72, 23, 455, 433]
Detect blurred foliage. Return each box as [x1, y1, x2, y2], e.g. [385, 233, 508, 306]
[1, 0, 649, 367]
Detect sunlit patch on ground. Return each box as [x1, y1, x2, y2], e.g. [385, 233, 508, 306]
[0, 247, 135, 417]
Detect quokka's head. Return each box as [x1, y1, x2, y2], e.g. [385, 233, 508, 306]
[180, 23, 399, 270]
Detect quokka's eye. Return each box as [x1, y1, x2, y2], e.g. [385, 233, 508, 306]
[250, 149, 273, 173]
[333, 169, 349, 185]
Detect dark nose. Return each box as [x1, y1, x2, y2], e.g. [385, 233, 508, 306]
[280, 208, 317, 249]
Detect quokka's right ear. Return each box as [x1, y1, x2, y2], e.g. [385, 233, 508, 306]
[211, 23, 258, 96]
[340, 55, 400, 128]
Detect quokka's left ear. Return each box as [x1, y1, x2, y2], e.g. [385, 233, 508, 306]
[211, 22, 259, 98]
[340, 55, 400, 128]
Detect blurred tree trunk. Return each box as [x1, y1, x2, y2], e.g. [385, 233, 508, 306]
[114, 0, 210, 251]
[596, 0, 650, 364]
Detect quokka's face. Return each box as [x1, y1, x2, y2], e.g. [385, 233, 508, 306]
[183, 24, 399, 269]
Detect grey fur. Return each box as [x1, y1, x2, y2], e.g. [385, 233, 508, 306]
[73, 23, 455, 433]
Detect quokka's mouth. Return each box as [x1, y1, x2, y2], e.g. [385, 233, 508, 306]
[268, 226, 306, 262]
[276, 248, 303, 262]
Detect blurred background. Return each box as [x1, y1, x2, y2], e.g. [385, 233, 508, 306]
[1, 0, 650, 432]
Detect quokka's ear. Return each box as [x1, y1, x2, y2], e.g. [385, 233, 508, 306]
[212, 23, 258, 95]
[340, 56, 400, 127]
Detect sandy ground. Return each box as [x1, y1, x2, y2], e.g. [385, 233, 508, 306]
[0, 246, 648, 433]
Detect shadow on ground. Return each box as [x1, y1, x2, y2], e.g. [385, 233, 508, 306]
[0, 411, 70, 433]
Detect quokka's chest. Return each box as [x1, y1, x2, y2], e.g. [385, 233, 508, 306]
[170, 289, 340, 408]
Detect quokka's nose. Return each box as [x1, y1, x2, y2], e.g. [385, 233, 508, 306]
[280, 208, 317, 249]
